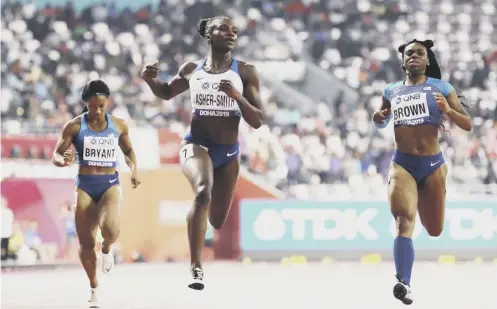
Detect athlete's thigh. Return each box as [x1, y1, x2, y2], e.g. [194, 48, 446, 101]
[74, 189, 99, 245]
[210, 157, 240, 222]
[417, 163, 448, 235]
[388, 163, 419, 220]
[180, 142, 214, 193]
[96, 185, 122, 227]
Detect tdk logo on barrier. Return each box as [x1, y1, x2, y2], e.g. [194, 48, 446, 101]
[252, 207, 497, 242]
[446, 208, 497, 240]
[388, 208, 497, 241]
[253, 208, 380, 241]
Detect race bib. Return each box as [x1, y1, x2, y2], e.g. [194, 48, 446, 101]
[83, 135, 118, 162]
[179, 144, 195, 165]
[392, 92, 429, 124]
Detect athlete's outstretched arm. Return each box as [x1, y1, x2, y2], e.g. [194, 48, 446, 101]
[141, 62, 193, 101]
[52, 121, 76, 167]
[435, 91, 472, 131]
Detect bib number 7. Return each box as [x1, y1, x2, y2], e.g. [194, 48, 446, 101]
[179, 144, 195, 165]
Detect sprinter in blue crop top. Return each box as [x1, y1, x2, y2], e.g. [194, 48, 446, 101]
[52, 80, 140, 308]
[372, 40, 472, 305]
[140, 16, 264, 290]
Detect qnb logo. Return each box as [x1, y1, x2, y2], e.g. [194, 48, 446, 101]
[90, 138, 115, 146]
[201, 82, 220, 90]
[402, 93, 422, 102]
[252, 208, 380, 241]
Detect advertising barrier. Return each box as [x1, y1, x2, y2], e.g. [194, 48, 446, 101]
[1, 127, 161, 169]
[1, 135, 57, 159]
[0, 165, 281, 263]
[157, 128, 182, 164]
[119, 167, 282, 261]
[1, 169, 194, 263]
[118, 167, 193, 262]
[240, 199, 497, 260]
[1, 178, 75, 249]
[2, 125, 283, 263]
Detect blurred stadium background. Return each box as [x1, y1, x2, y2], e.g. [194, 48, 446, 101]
[1, 0, 496, 308]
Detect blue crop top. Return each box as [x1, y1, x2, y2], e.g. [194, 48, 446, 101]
[73, 113, 120, 168]
[382, 77, 455, 127]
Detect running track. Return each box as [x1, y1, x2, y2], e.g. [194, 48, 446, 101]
[2, 262, 496, 309]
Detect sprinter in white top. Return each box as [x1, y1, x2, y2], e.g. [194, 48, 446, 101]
[141, 16, 264, 290]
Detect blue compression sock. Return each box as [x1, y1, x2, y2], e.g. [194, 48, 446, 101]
[393, 236, 414, 286]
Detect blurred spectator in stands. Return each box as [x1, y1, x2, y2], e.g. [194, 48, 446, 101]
[1, 198, 14, 262]
[1, 0, 495, 197]
[7, 223, 24, 263]
[59, 201, 78, 261]
[22, 220, 58, 263]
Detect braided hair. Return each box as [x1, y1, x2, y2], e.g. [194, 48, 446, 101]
[196, 16, 230, 42]
[398, 39, 469, 131]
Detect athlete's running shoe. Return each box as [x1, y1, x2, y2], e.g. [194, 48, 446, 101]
[393, 275, 413, 305]
[88, 287, 99, 308]
[188, 267, 204, 290]
[101, 249, 114, 274]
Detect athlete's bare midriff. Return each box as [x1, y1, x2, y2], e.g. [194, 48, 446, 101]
[78, 165, 117, 176]
[190, 116, 240, 144]
[394, 124, 440, 156]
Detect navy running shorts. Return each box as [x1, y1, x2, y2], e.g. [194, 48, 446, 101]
[392, 150, 445, 187]
[76, 173, 120, 202]
[183, 132, 239, 169]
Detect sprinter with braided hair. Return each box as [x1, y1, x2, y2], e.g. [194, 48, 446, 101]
[140, 16, 264, 290]
[372, 39, 472, 305]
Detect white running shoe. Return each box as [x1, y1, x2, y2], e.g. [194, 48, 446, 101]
[393, 275, 413, 305]
[88, 288, 99, 308]
[188, 267, 204, 290]
[101, 249, 114, 274]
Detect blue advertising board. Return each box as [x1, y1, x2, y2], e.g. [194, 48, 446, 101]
[240, 200, 497, 253]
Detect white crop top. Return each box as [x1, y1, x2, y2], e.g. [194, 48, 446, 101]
[188, 58, 244, 118]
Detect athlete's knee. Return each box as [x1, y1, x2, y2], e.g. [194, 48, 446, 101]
[425, 223, 443, 237]
[79, 241, 96, 257]
[101, 226, 120, 242]
[209, 215, 226, 230]
[394, 212, 416, 235]
[193, 184, 212, 207]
